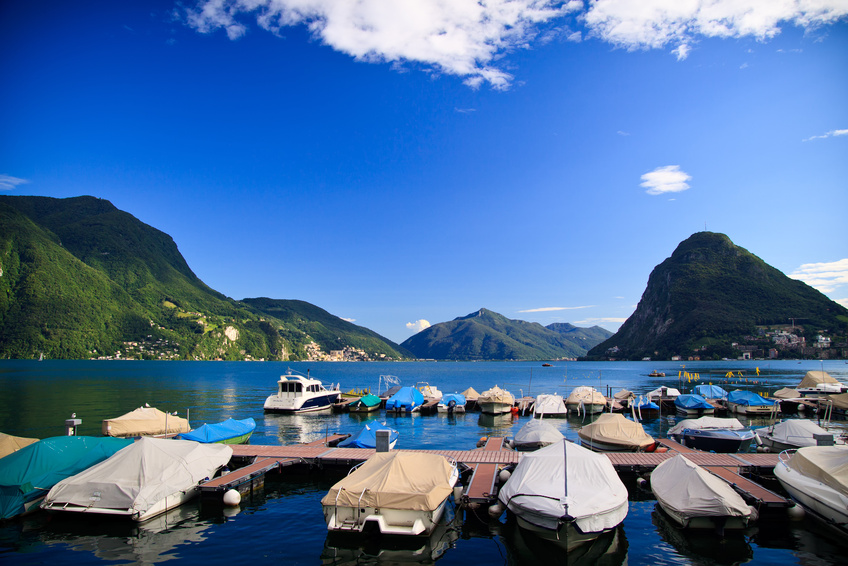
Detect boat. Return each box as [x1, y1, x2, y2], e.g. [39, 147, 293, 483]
[42, 437, 232, 522]
[416, 382, 443, 401]
[477, 385, 515, 415]
[757, 419, 845, 452]
[648, 370, 666, 377]
[667, 417, 755, 453]
[565, 386, 606, 415]
[651, 454, 754, 531]
[577, 413, 656, 452]
[176, 417, 255, 444]
[693, 384, 728, 400]
[263, 369, 341, 413]
[631, 396, 660, 418]
[774, 445, 848, 535]
[613, 389, 634, 406]
[773, 387, 807, 414]
[337, 422, 398, 449]
[822, 392, 848, 417]
[647, 386, 681, 403]
[0, 436, 133, 520]
[0, 432, 39, 459]
[497, 439, 628, 546]
[321, 451, 459, 536]
[348, 393, 383, 413]
[724, 390, 778, 416]
[385, 386, 425, 413]
[102, 405, 190, 437]
[542, 363, 552, 367]
[437, 393, 467, 413]
[674, 394, 715, 416]
[796, 370, 848, 398]
[512, 419, 564, 451]
[533, 394, 567, 418]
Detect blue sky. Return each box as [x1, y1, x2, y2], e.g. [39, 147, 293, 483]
[2, 1, 847, 344]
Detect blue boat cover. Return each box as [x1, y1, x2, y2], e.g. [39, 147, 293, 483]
[439, 393, 466, 407]
[675, 394, 713, 410]
[385, 386, 424, 411]
[177, 417, 256, 443]
[338, 422, 399, 449]
[633, 397, 659, 410]
[693, 384, 728, 399]
[727, 390, 776, 407]
[0, 436, 132, 519]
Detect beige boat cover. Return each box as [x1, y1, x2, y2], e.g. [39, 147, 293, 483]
[826, 393, 848, 410]
[651, 455, 750, 519]
[321, 452, 454, 511]
[0, 433, 39, 459]
[102, 407, 190, 437]
[613, 389, 634, 400]
[460, 387, 480, 401]
[798, 371, 838, 388]
[773, 388, 802, 399]
[479, 385, 514, 404]
[786, 446, 848, 498]
[578, 414, 655, 449]
[566, 386, 606, 406]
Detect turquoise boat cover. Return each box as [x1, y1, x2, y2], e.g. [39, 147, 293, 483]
[385, 387, 424, 412]
[338, 422, 399, 449]
[177, 418, 256, 443]
[675, 394, 714, 410]
[352, 394, 382, 408]
[693, 384, 728, 399]
[0, 436, 132, 519]
[727, 390, 776, 407]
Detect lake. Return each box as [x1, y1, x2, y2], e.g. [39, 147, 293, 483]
[1, 359, 846, 565]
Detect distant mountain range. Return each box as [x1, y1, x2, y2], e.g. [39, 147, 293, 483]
[400, 308, 612, 360]
[587, 232, 848, 360]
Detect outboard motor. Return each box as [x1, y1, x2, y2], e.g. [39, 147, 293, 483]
[448, 399, 456, 414]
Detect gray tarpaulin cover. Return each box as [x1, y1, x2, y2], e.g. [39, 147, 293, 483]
[668, 417, 746, 436]
[43, 437, 231, 516]
[514, 419, 564, 447]
[651, 454, 750, 520]
[533, 394, 566, 415]
[766, 420, 836, 448]
[497, 440, 628, 534]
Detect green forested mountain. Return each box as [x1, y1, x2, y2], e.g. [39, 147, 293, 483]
[0, 195, 408, 360]
[587, 232, 848, 360]
[400, 308, 612, 360]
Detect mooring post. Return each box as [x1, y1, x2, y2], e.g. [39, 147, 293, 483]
[65, 413, 81, 436]
[375, 429, 391, 452]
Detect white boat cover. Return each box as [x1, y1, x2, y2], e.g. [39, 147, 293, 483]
[497, 440, 628, 533]
[321, 452, 454, 512]
[798, 371, 839, 389]
[784, 446, 848, 498]
[102, 407, 190, 437]
[647, 387, 681, 399]
[765, 420, 836, 448]
[578, 414, 655, 450]
[566, 386, 606, 406]
[0, 433, 39, 459]
[534, 394, 566, 415]
[668, 417, 745, 436]
[773, 388, 802, 399]
[514, 420, 564, 447]
[479, 385, 514, 404]
[651, 455, 750, 520]
[43, 437, 231, 517]
[460, 387, 480, 401]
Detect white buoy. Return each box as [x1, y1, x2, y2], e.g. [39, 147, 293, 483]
[223, 489, 241, 507]
[498, 469, 511, 484]
[636, 477, 648, 489]
[747, 505, 760, 522]
[453, 486, 463, 501]
[488, 503, 504, 518]
[787, 504, 805, 521]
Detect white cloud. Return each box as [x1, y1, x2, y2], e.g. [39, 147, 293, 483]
[0, 175, 30, 190]
[671, 43, 691, 61]
[518, 305, 594, 313]
[836, 298, 848, 309]
[617, 130, 630, 136]
[641, 165, 691, 195]
[406, 319, 431, 332]
[790, 259, 848, 294]
[341, 317, 356, 323]
[803, 128, 848, 142]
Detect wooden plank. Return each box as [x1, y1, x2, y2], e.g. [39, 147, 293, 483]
[464, 463, 500, 503]
[656, 437, 698, 453]
[200, 457, 292, 492]
[705, 466, 790, 508]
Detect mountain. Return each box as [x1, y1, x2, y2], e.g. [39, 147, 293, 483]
[399, 308, 612, 360]
[0, 195, 408, 361]
[586, 232, 848, 360]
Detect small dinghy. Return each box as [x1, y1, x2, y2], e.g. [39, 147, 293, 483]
[674, 394, 715, 416]
[578, 413, 656, 452]
[512, 419, 564, 451]
[337, 422, 398, 449]
[349, 394, 382, 413]
[533, 394, 567, 418]
[177, 417, 255, 444]
[651, 454, 754, 532]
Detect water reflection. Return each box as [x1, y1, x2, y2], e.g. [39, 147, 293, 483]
[500, 515, 628, 566]
[264, 412, 346, 445]
[651, 506, 753, 565]
[478, 413, 514, 430]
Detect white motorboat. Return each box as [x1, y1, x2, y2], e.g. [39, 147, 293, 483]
[724, 390, 779, 416]
[263, 369, 341, 413]
[478, 385, 515, 415]
[774, 445, 848, 535]
[668, 416, 755, 453]
[437, 393, 467, 413]
[578, 413, 656, 452]
[565, 386, 606, 415]
[757, 419, 845, 452]
[533, 394, 567, 418]
[512, 419, 564, 451]
[42, 437, 232, 522]
[651, 454, 754, 531]
[322, 451, 458, 536]
[796, 371, 848, 398]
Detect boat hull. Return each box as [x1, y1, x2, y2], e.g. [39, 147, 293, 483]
[436, 405, 466, 413]
[565, 403, 605, 415]
[655, 500, 750, 531]
[577, 436, 651, 453]
[479, 402, 512, 415]
[324, 497, 450, 536]
[264, 392, 340, 413]
[670, 429, 754, 453]
[775, 458, 848, 534]
[725, 402, 777, 416]
[43, 486, 199, 523]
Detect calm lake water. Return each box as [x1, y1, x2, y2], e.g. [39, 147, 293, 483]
[1, 359, 846, 565]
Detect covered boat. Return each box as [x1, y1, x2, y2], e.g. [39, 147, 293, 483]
[42, 437, 232, 522]
[797, 371, 847, 397]
[437, 393, 467, 413]
[177, 417, 255, 444]
[774, 445, 848, 534]
[773, 388, 806, 414]
[416, 383, 442, 401]
[565, 386, 606, 415]
[578, 413, 656, 452]
[321, 451, 458, 536]
[533, 394, 567, 418]
[385, 386, 425, 413]
[0, 432, 39, 459]
[725, 390, 778, 416]
[349, 394, 382, 413]
[512, 419, 564, 451]
[758, 419, 844, 452]
[631, 396, 660, 418]
[338, 422, 399, 449]
[263, 369, 341, 413]
[651, 454, 753, 531]
[0, 436, 132, 520]
[668, 417, 755, 453]
[693, 384, 728, 400]
[674, 394, 715, 416]
[647, 387, 681, 406]
[102, 406, 190, 437]
[478, 385, 515, 415]
[497, 439, 628, 545]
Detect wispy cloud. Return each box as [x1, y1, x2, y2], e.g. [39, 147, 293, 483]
[617, 130, 630, 136]
[0, 175, 30, 190]
[803, 129, 848, 142]
[790, 259, 848, 294]
[406, 319, 431, 333]
[641, 165, 691, 196]
[575, 317, 628, 328]
[519, 306, 594, 313]
[836, 298, 848, 309]
[341, 317, 356, 323]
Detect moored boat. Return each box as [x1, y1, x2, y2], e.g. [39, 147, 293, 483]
[668, 417, 755, 453]
[263, 369, 341, 413]
[724, 390, 778, 416]
[437, 393, 467, 413]
[102, 406, 190, 437]
[478, 385, 515, 415]
[348, 393, 383, 413]
[693, 384, 728, 400]
[337, 422, 398, 449]
[512, 419, 564, 451]
[648, 370, 666, 377]
[533, 394, 567, 418]
[565, 386, 606, 415]
[416, 382, 443, 401]
[674, 394, 715, 416]
[578, 413, 656, 452]
[631, 396, 660, 418]
[177, 417, 255, 444]
[796, 370, 848, 398]
[0, 432, 39, 459]
[757, 419, 845, 452]
[385, 386, 425, 413]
